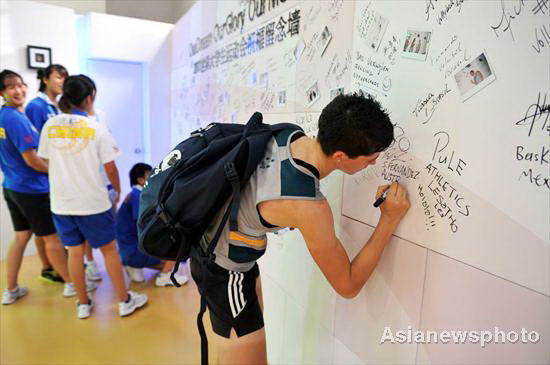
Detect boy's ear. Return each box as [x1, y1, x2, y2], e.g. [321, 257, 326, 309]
[331, 151, 348, 162]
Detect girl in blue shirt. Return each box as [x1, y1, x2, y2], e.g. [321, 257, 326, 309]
[25, 64, 67, 132]
[0, 70, 71, 304]
[24, 64, 68, 282]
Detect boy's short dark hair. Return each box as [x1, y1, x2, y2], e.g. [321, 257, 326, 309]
[130, 163, 152, 186]
[317, 93, 394, 158]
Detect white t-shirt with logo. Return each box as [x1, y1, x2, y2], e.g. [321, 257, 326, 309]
[37, 113, 121, 215]
[89, 109, 112, 187]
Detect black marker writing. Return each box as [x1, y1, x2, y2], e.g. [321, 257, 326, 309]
[413, 84, 451, 124]
[519, 168, 550, 189]
[532, 24, 550, 54]
[515, 92, 550, 137]
[491, 0, 525, 41]
[390, 123, 411, 153]
[432, 131, 468, 176]
[516, 145, 549, 165]
[425, 0, 436, 21]
[532, 0, 549, 15]
[418, 184, 437, 231]
[425, 0, 465, 25]
[426, 163, 471, 217]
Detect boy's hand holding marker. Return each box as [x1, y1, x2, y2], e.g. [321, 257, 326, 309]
[374, 182, 411, 223]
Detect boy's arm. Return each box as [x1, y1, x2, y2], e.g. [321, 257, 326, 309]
[260, 182, 409, 298]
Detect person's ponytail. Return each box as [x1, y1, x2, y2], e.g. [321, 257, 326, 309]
[59, 75, 95, 113]
[58, 94, 72, 113]
[37, 69, 46, 92]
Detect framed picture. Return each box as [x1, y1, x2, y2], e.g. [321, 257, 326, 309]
[27, 45, 51, 69]
[402, 29, 432, 61]
[454, 51, 496, 102]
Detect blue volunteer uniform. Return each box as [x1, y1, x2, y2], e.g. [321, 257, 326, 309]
[0, 106, 49, 193]
[116, 186, 161, 268]
[0, 105, 55, 237]
[25, 92, 58, 132]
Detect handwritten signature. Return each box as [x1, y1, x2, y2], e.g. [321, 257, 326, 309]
[516, 92, 550, 137]
[413, 84, 451, 124]
[532, 24, 550, 54]
[425, 0, 465, 24]
[491, 0, 525, 41]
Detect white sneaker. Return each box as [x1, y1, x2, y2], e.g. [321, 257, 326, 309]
[77, 297, 93, 319]
[85, 261, 101, 281]
[2, 286, 28, 305]
[63, 280, 99, 297]
[124, 266, 145, 283]
[155, 272, 189, 287]
[119, 291, 148, 317]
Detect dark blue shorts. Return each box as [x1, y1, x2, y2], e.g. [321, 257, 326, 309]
[122, 251, 162, 268]
[52, 210, 115, 248]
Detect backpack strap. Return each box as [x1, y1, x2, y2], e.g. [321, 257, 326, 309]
[197, 293, 208, 365]
[169, 159, 239, 287]
[196, 160, 241, 365]
[224, 162, 241, 233]
[197, 197, 233, 365]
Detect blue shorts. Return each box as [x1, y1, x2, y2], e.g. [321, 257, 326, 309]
[52, 210, 115, 248]
[122, 251, 162, 268]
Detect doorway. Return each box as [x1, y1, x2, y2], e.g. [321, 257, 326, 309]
[86, 59, 145, 203]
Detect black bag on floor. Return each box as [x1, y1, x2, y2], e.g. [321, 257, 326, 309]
[137, 112, 301, 364]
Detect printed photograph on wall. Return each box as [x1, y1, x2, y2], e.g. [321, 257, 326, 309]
[454, 51, 496, 102]
[365, 13, 388, 52]
[277, 90, 287, 106]
[330, 87, 345, 101]
[319, 26, 333, 56]
[306, 81, 321, 107]
[402, 29, 432, 60]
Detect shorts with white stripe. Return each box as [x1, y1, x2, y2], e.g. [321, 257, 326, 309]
[190, 248, 264, 338]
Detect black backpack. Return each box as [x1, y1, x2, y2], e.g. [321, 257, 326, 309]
[137, 112, 301, 364]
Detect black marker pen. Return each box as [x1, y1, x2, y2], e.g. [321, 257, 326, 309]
[373, 186, 390, 208]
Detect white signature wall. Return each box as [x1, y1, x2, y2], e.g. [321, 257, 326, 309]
[171, 1, 549, 363]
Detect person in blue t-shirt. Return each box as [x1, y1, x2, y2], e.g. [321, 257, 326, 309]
[0, 70, 71, 305]
[25, 64, 67, 132]
[116, 163, 188, 287]
[24, 64, 68, 284]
